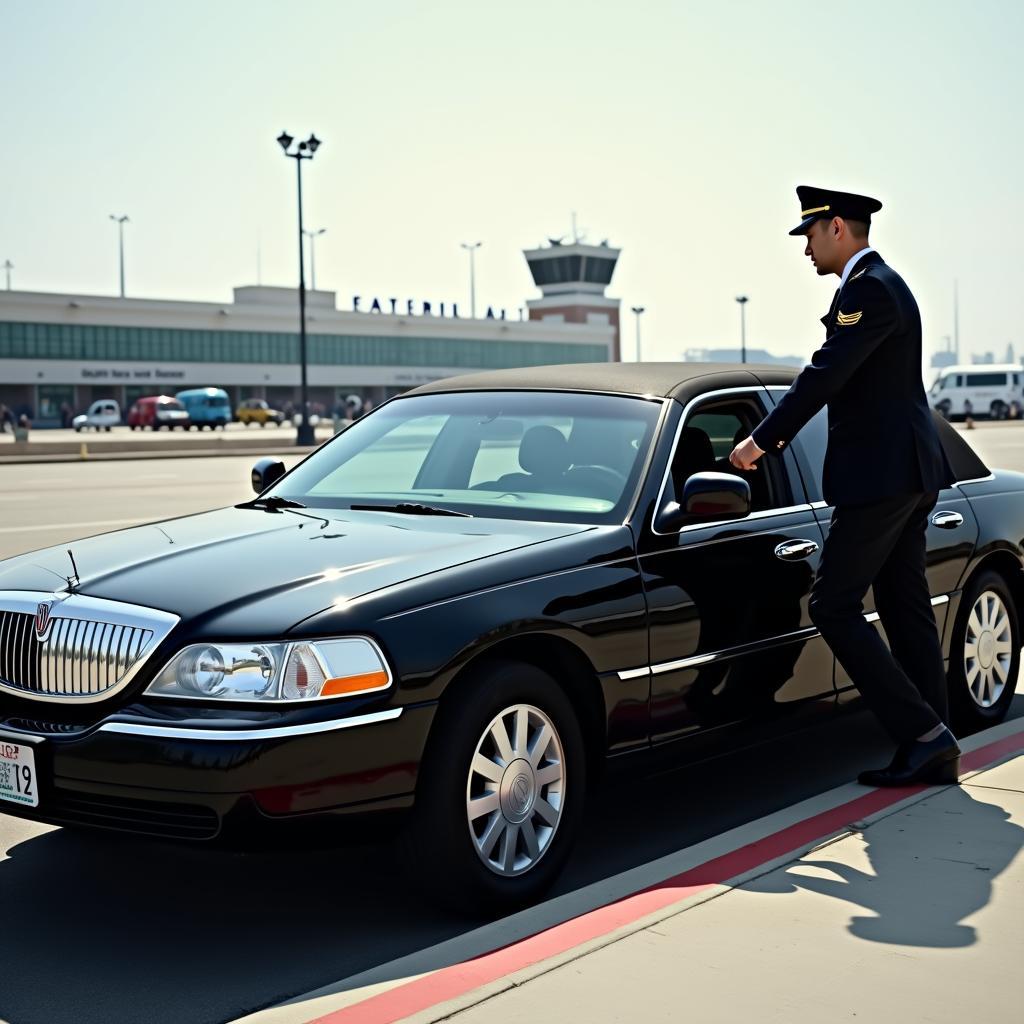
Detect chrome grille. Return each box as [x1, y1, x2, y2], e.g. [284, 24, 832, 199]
[0, 591, 179, 703]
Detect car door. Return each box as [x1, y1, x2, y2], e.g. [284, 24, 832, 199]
[636, 386, 834, 744]
[770, 387, 980, 695]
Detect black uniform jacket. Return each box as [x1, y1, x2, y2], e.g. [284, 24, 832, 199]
[750, 250, 957, 506]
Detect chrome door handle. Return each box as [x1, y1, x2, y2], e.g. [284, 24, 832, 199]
[774, 539, 819, 560]
[931, 510, 964, 529]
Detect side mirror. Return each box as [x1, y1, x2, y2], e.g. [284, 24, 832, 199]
[655, 471, 751, 532]
[251, 457, 286, 494]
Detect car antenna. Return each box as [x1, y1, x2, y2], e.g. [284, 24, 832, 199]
[66, 549, 81, 591]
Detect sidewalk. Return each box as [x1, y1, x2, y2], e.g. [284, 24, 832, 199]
[238, 718, 1024, 1024]
[434, 751, 1024, 1024]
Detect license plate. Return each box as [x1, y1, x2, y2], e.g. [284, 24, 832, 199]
[0, 740, 39, 808]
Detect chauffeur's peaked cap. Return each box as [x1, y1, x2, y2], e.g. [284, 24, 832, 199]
[789, 185, 883, 236]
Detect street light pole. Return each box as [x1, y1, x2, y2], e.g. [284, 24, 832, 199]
[2, 260, 12, 290]
[303, 227, 326, 291]
[109, 215, 129, 297]
[735, 295, 749, 363]
[460, 241, 482, 318]
[630, 306, 645, 362]
[277, 130, 322, 446]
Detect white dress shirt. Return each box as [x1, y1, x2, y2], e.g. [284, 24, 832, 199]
[839, 246, 875, 290]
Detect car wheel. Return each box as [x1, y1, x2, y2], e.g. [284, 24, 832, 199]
[406, 660, 587, 914]
[948, 569, 1019, 732]
[990, 400, 1007, 420]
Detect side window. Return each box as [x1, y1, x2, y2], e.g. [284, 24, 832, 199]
[674, 395, 792, 514]
[787, 405, 828, 503]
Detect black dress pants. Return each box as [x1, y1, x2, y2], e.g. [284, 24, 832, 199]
[808, 490, 948, 743]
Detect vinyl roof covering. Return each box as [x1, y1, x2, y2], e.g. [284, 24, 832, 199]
[406, 361, 800, 400]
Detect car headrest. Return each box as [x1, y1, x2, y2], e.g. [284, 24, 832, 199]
[519, 425, 571, 476]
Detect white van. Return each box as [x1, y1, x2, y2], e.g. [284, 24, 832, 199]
[928, 363, 1023, 420]
[72, 399, 122, 432]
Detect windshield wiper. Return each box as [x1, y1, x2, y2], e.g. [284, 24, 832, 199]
[350, 502, 472, 518]
[237, 495, 307, 510]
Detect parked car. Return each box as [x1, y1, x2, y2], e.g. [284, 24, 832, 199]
[236, 398, 283, 427]
[929, 363, 1023, 420]
[127, 396, 191, 431]
[72, 399, 121, 432]
[176, 387, 231, 430]
[0, 363, 1020, 912]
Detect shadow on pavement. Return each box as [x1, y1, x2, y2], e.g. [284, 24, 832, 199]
[742, 780, 1024, 947]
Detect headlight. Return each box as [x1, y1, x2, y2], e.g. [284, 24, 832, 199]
[145, 637, 392, 703]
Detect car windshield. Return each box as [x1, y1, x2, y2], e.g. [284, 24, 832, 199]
[160, 399, 186, 411]
[267, 390, 664, 524]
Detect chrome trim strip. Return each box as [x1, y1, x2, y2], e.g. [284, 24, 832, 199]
[98, 707, 403, 741]
[616, 666, 651, 680]
[0, 591, 179, 704]
[615, 594, 952, 679]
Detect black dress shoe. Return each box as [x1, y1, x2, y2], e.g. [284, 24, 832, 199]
[857, 727, 961, 787]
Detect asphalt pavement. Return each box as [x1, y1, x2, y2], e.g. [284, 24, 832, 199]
[0, 419, 1021, 1024]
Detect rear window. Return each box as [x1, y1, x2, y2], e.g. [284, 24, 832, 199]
[933, 414, 989, 481]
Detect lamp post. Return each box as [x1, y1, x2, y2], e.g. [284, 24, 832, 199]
[735, 295, 748, 363]
[303, 227, 326, 291]
[277, 130, 322, 446]
[109, 215, 129, 297]
[460, 241, 482, 318]
[630, 306, 645, 362]
[2, 260, 12, 290]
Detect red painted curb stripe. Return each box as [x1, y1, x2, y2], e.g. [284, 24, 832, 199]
[307, 729, 1024, 1024]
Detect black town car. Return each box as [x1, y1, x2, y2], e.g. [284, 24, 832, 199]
[1, 363, 1021, 910]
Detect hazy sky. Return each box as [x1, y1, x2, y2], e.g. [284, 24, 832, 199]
[2, 0, 1021, 365]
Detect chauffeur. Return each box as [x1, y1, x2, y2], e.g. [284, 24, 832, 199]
[729, 185, 961, 787]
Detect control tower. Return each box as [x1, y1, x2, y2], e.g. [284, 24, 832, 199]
[523, 236, 622, 361]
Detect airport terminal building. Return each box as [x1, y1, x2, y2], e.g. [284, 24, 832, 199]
[0, 240, 621, 425]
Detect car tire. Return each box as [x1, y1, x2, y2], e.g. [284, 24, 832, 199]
[990, 400, 1007, 420]
[405, 660, 587, 914]
[947, 568, 1019, 733]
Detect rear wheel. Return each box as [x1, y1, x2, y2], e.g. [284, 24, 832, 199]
[406, 660, 587, 913]
[948, 569, 1019, 732]
[990, 400, 1008, 420]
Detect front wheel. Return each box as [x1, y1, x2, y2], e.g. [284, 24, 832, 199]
[406, 660, 587, 913]
[948, 569, 1019, 732]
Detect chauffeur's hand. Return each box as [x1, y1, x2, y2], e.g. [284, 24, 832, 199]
[729, 436, 764, 471]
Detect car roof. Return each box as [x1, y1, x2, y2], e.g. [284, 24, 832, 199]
[405, 361, 800, 404]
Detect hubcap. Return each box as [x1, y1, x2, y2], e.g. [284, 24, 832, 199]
[964, 590, 1014, 708]
[465, 703, 565, 877]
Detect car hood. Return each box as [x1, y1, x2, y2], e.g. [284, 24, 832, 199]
[0, 506, 594, 635]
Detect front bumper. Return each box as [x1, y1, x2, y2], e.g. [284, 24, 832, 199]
[0, 701, 436, 841]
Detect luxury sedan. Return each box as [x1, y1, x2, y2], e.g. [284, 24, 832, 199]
[0, 362, 1021, 911]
